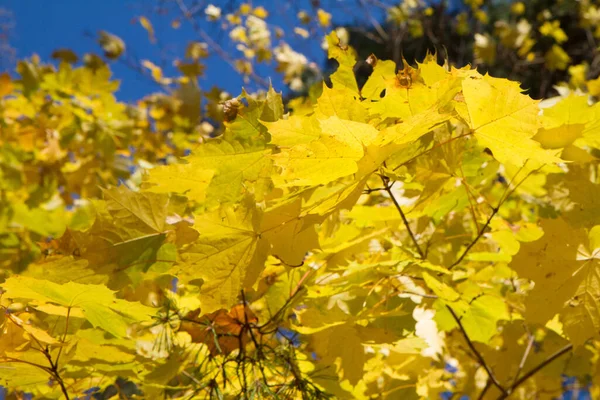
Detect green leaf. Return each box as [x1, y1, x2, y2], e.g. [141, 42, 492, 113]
[1, 276, 155, 337]
[422, 272, 459, 302]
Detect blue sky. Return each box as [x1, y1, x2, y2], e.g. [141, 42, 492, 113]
[3, 0, 324, 102]
[2, 1, 413, 102]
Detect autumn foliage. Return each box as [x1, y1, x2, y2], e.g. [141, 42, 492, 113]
[1, 3, 600, 399]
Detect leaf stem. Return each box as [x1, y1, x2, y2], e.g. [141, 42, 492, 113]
[449, 164, 543, 269]
[446, 305, 507, 396]
[449, 206, 498, 269]
[54, 306, 71, 368]
[511, 334, 535, 387]
[0, 357, 53, 373]
[381, 176, 425, 259]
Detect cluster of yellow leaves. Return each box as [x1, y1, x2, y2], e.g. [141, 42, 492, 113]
[0, 48, 234, 276]
[2, 29, 600, 399]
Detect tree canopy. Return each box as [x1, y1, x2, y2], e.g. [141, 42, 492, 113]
[1, 1, 600, 399]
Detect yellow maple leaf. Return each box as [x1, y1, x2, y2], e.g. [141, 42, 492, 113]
[460, 73, 562, 167]
[178, 196, 269, 313]
[512, 218, 600, 346]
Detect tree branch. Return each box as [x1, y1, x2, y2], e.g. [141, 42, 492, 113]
[41, 346, 70, 400]
[446, 305, 507, 396]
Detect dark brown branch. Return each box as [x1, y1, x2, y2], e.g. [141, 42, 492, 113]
[41, 346, 70, 400]
[363, 186, 387, 194]
[240, 291, 270, 387]
[446, 305, 507, 396]
[54, 370, 70, 400]
[497, 343, 573, 400]
[381, 176, 425, 259]
[2, 312, 70, 398]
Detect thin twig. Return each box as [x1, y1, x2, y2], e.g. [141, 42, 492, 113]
[399, 291, 438, 299]
[240, 291, 270, 387]
[449, 163, 543, 269]
[54, 306, 71, 368]
[448, 205, 498, 269]
[43, 348, 70, 399]
[381, 175, 425, 259]
[0, 356, 53, 373]
[256, 281, 304, 331]
[358, 0, 389, 41]
[446, 305, 507, 396]
[512, 334, 535, 387]
[497, 343, 573, 400]
[477, 379, 492, 400]
[458, 163, 480, 232]
[182, 370, 203, 387]
[363, 186, 387, 194]
[2, 313, 70, 398]
[175, 0, 270, 89]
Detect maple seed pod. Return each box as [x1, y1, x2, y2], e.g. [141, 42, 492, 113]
[222, 98, 241, 122]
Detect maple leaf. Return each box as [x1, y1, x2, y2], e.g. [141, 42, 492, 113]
[144, 163, 214, 201]
[325, 31, 359, 93]
[61, 188, 176, 278]
[180, 304, 258, 355]
[178, 196, 269, 313]
[167, 140, 273, 205]
[512, 218, 600, 346]
[1, 276, 156, 338]
[260, 197, 321, 266]
[460, 74, 562, 168]
[310, 323, 366, 385]
[272, 116, 378, 186]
